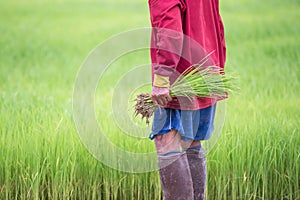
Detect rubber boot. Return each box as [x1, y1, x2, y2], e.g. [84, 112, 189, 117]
[186, 147, 207, 200]
[158, 151, 194, 200]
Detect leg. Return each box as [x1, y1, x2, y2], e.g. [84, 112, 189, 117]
[185, 104, 216, 199]
[155, 130, 194, 200]
[154, 129, 181, 155]
[186, 140, 207, 200]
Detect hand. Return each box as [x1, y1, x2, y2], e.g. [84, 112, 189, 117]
[152, 86, 172, 106]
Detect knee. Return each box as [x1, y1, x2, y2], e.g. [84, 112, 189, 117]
[181, 140, 201, 150]
[154, 129, 181, 155]
[191, 140, 201, 147]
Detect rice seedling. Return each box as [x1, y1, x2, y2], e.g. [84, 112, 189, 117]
[0, 0, 299, 199]
[134, 65, 238, 124]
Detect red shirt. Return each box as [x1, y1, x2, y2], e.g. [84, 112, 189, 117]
[149, 0, 226, 110]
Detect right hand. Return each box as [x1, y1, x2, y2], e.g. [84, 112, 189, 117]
[152, 86, 172, 106]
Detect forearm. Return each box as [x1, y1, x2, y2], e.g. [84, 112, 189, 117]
[149, 0, 185, 87]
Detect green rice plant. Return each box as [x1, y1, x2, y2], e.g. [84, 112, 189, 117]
[0, 0, 299, 199]
[134, 65, 238, 124]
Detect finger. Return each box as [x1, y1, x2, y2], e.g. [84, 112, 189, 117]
[166, 94, 172, 102]
[159, 94, 170, 105]
[160, 95, 169, 106]
[157, 96, 165, 106]
[152, 95, 158, 106]
[162, 96, 169, 105]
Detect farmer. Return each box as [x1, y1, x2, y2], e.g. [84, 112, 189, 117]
[148, 0, 226, 199]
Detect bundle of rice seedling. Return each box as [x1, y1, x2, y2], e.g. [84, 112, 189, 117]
[134, 64, 238, 125]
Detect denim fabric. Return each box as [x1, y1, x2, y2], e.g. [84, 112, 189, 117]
[150, 104, 216, 141]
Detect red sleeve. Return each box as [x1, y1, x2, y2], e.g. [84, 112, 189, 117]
[149, 0, 185, 77]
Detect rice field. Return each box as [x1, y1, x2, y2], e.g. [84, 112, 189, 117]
[0, 0, 299, 199]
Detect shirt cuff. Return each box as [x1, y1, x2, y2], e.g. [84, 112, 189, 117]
[153, 74, 170, 88]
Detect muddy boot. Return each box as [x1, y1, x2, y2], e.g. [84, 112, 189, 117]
[158, 151, 194, 200]
[186, 147, 207, 200]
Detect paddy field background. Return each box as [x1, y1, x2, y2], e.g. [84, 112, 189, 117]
[0, 0, 299, 199]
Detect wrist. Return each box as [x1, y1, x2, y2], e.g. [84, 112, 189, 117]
[152, 86, 170, 96]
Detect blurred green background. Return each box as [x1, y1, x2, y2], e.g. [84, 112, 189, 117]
[0, 0, 299, 199]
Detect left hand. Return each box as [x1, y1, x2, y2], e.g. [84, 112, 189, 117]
[152, 86, 172, 106]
